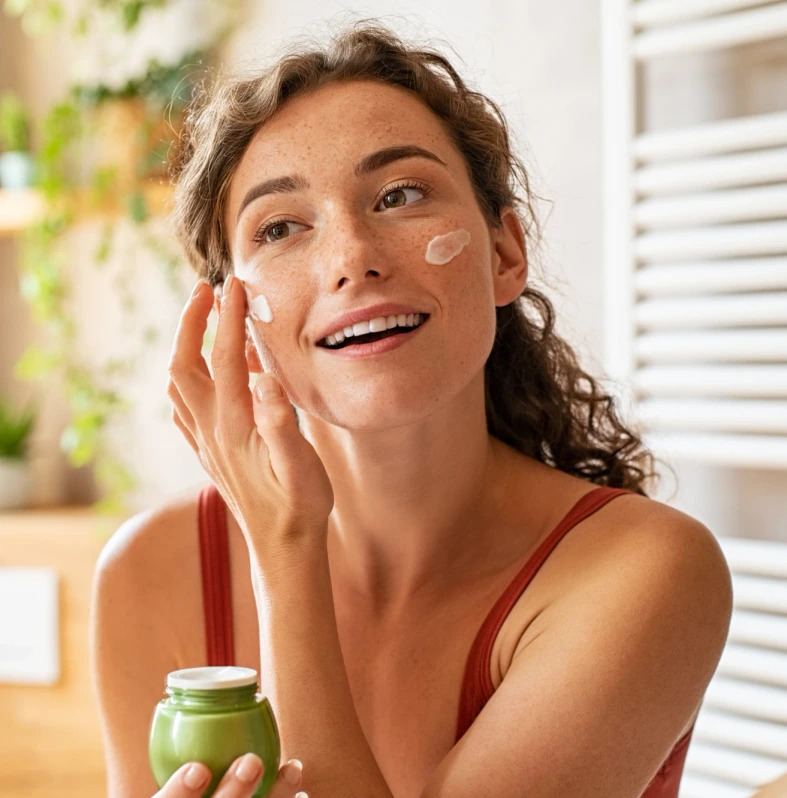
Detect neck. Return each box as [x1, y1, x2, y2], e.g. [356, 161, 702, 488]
[297, 373, 522, 617]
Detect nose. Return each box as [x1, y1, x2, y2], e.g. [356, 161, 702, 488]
[320, 211, 390, 288]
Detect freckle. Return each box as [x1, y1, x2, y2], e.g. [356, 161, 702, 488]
[425, 229, 471, 265]
[242, 281, 274, 323]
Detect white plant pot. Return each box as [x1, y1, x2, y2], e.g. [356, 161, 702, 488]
[0, 456, 33, 509]
[0, 151, 35, 190]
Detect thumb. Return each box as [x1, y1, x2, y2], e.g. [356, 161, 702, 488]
[252, 373, 293, 430]
[252, 373, 303, 479]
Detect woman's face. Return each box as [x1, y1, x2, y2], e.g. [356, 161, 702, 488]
[223, 79, 525, 430]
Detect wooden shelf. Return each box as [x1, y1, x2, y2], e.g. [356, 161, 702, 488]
[0, 181, 174, 236]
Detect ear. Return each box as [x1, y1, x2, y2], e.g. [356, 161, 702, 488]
[490, 206, 528, 307]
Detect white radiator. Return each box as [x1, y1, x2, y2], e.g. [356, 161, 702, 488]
[678, 538, 787, 797]
[601, 2, 787, 795]
[601, 0, 787, 470]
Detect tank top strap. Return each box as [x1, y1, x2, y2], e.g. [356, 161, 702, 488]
[197, 483, 236, 667]
[455, 485, 634, 742]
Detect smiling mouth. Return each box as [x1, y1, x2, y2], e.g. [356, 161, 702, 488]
[318, 314, 430, 349]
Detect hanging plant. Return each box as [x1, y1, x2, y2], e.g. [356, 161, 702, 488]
[5, 0, 237, 519]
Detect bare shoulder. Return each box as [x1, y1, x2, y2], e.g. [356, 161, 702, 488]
[505, 475, 734, 697]
[528, 486, 734, 718]
[91, 486, 208, 798]
[93, 485, 207, 663]
[96, 485, 202, 579]
[421, 485, 735, 797]
[553, 487, 734, 631]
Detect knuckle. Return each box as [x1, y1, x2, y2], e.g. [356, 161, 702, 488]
[257, 406, 293, 430]
[210, 344, 229, 365]
[167, 359, 184, 379]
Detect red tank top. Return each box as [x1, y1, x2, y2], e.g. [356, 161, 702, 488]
[197, 483, 694, 796]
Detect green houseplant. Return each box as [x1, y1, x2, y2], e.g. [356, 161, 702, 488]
[0, 396, 37, 509]
[3, 0, 237, 520]
[0, 91, 36, 189]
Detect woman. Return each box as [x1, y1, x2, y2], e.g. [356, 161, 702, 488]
[90, 21, 735, 798]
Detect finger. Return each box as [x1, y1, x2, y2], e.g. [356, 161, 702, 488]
[212, 752, 263, 796]
[157, 761, 212, 795]
[167, 280, 215, 423]
[167, 378, 196, 432]
[172, 406, 199, 455]
[212, 274, 254, 441]
[266, 758, 304, 797]
[252, 373, 304, 488]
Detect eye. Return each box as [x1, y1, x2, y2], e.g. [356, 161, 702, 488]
[375, 180, 432, 211]
[252, 219, 308, 246]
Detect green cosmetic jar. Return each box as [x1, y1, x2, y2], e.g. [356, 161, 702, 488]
[149, 666, 281, 797]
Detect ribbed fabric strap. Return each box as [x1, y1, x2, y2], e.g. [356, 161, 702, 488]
[453, 484, 694, 797]
[454, 486, 633, 741]
[198, 483, 236, 666]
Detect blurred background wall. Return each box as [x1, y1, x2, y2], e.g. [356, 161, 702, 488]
[2, 0, 785, 540]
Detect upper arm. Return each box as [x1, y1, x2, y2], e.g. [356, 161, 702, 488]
[421, 516, 733, 798]
[90, 508, 182, 798]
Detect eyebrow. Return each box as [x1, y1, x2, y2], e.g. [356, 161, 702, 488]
[235, 144, 447, 225]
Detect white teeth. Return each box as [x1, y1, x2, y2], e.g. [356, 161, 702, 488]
[322, 313, 426, 348]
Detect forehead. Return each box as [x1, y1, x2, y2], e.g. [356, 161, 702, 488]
[225, 80, 456, 221]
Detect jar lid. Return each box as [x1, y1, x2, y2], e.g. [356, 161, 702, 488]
[166, 666, 258, 690]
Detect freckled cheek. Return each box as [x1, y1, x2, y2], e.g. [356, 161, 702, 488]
[238, 277, 313, 358]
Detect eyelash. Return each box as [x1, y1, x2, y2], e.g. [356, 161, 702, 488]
[251, 179, 434, 245]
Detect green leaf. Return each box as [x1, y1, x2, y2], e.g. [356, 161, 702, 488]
[126, 189, 148, 223]
[14, 345, 60, 380]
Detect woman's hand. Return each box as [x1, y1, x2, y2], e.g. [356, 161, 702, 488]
[156, 754, 307, 798]
[166, 276, 334, 551]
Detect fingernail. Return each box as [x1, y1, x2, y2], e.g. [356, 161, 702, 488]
[255, 373, 282, 400]
[295, 792, 308, 798]
[285, 759, 303, 785]
[235, 753, 262, 783]
[191, 281, 205, 299]
[184, 763, 210, 789]
[224, 273, 235, 297]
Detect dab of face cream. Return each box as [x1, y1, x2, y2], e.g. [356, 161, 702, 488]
[242, 282, 273, 323]
[425, 229, 471, 265]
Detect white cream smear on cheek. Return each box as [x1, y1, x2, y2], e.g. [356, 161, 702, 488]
[424, 228, 471, 265]
[241, 281, 274, 323]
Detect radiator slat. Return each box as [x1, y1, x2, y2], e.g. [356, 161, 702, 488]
[728, 610, 787, 650]
[635, 221, 787, 261]
[638, 398, 787, 433]
[634, 4, 787, 58]
[679, 772, 753, 798]
[635, 260, 787, 297]
[634, 111, 787, 162]
[635, 329, 787, 363]
[635, 185, 787, 228]
[641, 431, 787, 468]
[635, 149, 787, 195]
[635, 294, 787, 330]
[684, 741, 787, 787]
[633, 0, 785, 30]
[634, 364, 787, 397]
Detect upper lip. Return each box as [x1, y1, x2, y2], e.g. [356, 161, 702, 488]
[315, 302, 430, 344]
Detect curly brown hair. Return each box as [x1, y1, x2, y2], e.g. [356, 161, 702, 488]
[169, 19, 670, 498]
